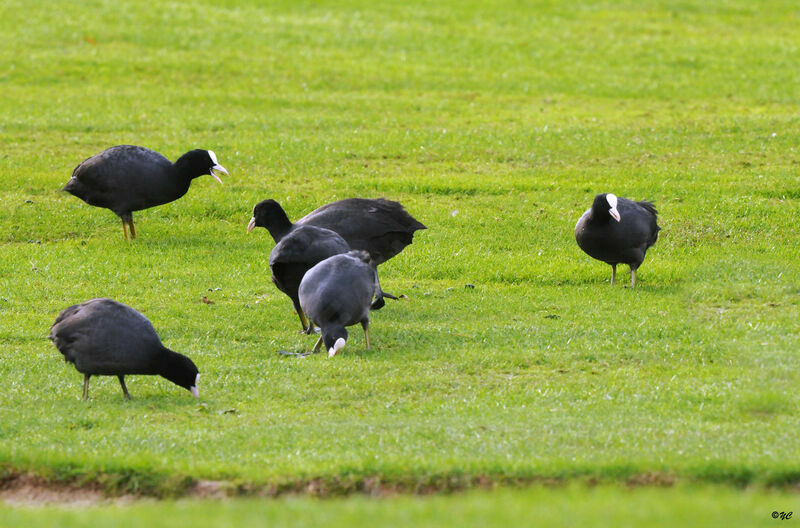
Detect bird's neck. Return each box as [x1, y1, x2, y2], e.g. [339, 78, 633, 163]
[172, 153, 204, 180]
[588, 208, 611, 225]
[158, 348, 191, 386]
[266, 215, 294, 243]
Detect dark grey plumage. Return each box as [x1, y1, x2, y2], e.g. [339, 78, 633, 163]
[247, 200, 400, 329]
[49, 298, 200, 399]
[271, 226, 351, 333]
[63, 145, 227, 239]
[298, 251, 379, 357]
[248, 198, 425, 265]
[295, 198, 426, 265]
[575, 193, 660, 287]
[246, 199, 351, 332]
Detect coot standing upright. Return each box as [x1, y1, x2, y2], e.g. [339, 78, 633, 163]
[63, 145, 228, 239]
[49, 298, 200, 399]
[248, 197, 425, 299]
[247, 199, 351, 332]
[575, 193, 660, 287]
[298, 251, 379, 357]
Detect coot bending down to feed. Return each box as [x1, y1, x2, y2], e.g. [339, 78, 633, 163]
[298, 251, 379, 357]
[575, 193, 660, 287]
[64, 145, 228, 239]
[49, 298, 200, 399]
[251, 200, 351, 332]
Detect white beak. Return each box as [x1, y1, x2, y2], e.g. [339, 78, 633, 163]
[247, 217, 256, 233]
[210, 164, 228, 184]
[190, 374, 200, 398]
[328, 337, 346, 358]
[609, 207, 621, 222]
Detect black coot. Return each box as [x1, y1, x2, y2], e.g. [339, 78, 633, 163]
[64, 145, 228, 239]
[248, 198, 425, 264]
[248, 197, 425, 298]
[575, 193, 660, 287]
[298, 251, 379, 357]
[250, 199, 351, 332]
[295, 198, 426, 265]
[49, 298, 200, 399]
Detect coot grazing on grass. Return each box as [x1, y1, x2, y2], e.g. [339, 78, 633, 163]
[298, 251, 379, 357]
[64, 145, 228, 239]
[248, 199, 351, 332]
[49, 298, 200, 399]
[575, 193, 660, 287]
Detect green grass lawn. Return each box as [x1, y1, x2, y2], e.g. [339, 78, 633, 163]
[1, 485, 796, 528]
[1, 0, 799, 517]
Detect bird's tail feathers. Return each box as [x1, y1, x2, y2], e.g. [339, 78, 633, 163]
[636, 200, 658, 217]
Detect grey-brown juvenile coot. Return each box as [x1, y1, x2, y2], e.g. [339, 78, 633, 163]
[298, 251, 379, 357]
[575, 193, 660, 287]
[63, 145, 228, 239]
[248, 198, 425, 266]
[49, 298, 200, 399]
[249, 199, 351, 332]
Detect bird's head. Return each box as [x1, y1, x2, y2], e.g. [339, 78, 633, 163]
[594, 193, 621, 222]
[162, 352, 201, 398]
[247, 199, 292, 241]
[205, 150, 228, 184]
[176, 149, 227, 184]
[323, 327, 348, 358]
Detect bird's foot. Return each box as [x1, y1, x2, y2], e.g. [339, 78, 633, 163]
[370, 296, 386, 310]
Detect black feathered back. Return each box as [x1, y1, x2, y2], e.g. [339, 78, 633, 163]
[635, 200, 661, 248]
[64, 145, 218, 219]
[268, 225, 351, 317]
[49, 298, 199, 395]
[299, 251, 378, 330]
[297, 198, 426, 265]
